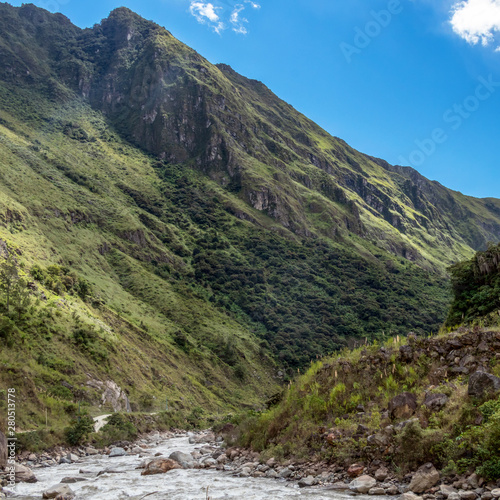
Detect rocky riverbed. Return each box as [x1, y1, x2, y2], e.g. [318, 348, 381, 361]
[0, 430, 386, 499]
[2, 429, 500, 500]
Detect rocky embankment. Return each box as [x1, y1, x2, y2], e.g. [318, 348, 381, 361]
[228, 328, 500, 498]
[218, 447, 500, 498]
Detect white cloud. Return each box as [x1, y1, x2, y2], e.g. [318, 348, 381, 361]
[245, 1, 261, 9]
[188, 0, 260, 35]
[230, 2, 260, 34]
[230, 4, 245, 24]
[189, 2, 224, 33]
[230, 4, 248, 33]
[450, 0, 500, 49]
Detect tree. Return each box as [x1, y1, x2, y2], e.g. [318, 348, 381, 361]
[0, 253, 19, 312]
[64, 413, 94, 446]
[0, 253, 31, 317]
[12, 277, 31, 320]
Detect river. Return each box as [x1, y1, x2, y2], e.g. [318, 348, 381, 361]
[11, 435, 384, 499]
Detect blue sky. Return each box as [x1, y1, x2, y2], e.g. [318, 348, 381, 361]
[9, 0, 500, 198]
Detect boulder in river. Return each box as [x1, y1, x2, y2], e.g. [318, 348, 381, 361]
[14, 463, 37, 483]
[368, 487, 387, 495]
[109, 447, 127, 457]
[409, 463, 440, 493]
[60, 477, 87, 484]
[349, 474, 377, 494]
[96, 469, 121, 476]
[169, 451, 196, 468]
[42, 484, 75, 499]
[401, 493, 423, 500]
[298, 476, 318, 488]
[141, 458, 182, 476]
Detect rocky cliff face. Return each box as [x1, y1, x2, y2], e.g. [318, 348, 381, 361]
[2, 4, 497, 270]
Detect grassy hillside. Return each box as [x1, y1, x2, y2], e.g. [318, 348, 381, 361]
[0, 93, 280, 433]
[0, 86, 451, 371]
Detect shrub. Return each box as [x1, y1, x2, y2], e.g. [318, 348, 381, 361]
[233, 363, 246, 380]
[16, 430, 62, 453]
[139, 394, 155, 411]
[393, 420, 443, 471]
[73, 326, 97, 346]
[98, 413, 138, 445]
[29, 264, 94, 301]
[479, 397, 500, 422]
[477, 458, 500, 480]
[187, 406, 206, 427]
[64, 414, 94, 446]
[48, 385, 74, 401]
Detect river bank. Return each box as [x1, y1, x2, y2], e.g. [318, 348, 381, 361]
[2, 427, 500, 500]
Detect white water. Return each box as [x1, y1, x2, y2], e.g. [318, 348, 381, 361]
[10, 436, 380, 499]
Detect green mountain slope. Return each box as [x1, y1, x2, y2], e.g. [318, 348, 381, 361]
[0, 3, 499, 429]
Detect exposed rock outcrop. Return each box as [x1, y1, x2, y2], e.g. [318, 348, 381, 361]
[86, 378, 131, 412]
[468, 371, 500, 398]
[388, 392, 417, 419]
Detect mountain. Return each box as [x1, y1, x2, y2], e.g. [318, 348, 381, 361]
[0, 3, 499, 428]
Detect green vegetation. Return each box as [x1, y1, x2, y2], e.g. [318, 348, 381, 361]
[447, 243, 500, 327]
[64, 413, 94, 446]
[95, 412, 138, 445]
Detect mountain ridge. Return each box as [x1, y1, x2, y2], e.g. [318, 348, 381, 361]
[3, 3, 499, 267]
